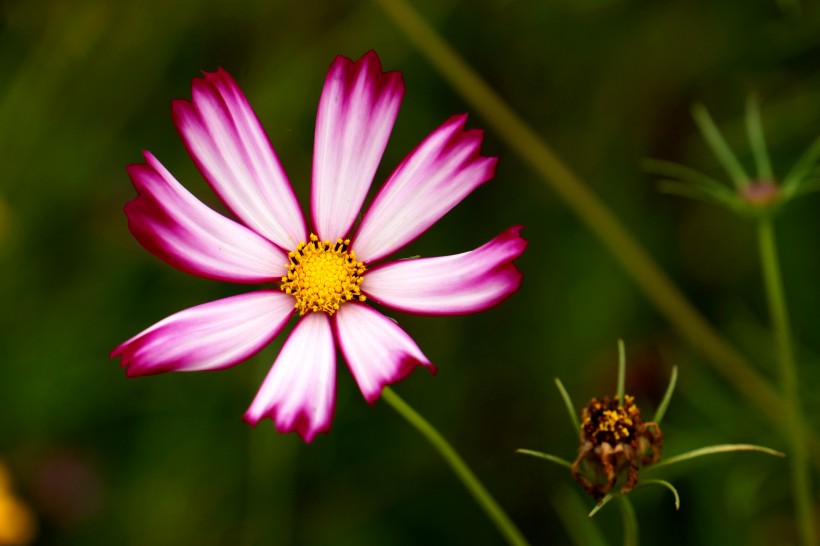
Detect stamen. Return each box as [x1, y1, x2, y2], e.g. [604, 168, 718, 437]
[280, 234, 366, 316]
[581, 395, 639, 446]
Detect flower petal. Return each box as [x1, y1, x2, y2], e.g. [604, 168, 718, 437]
[311, 51, 404, 242]
[362, 226, 526, 315]
[334, 302, 435, 404]
[244, 313, 336, 442]
[353, 114, 497, 263]
[173, 69, 307, 249]
[125, 152, 287, 283]
[111, 290, 294, 376]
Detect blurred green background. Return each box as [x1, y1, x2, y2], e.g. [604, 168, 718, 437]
[1, 0, 819, 544]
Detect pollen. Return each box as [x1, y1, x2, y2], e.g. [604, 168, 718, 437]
[280, 234, 366, 316]
[581, 395, 640, 445]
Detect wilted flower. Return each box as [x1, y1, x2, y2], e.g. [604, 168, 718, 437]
[111, 51, 526, 442]
[572, 394, 662, 500]
[518, 341, 782, 516]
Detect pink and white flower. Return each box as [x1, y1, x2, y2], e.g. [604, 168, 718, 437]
[111, 51, 526, 442]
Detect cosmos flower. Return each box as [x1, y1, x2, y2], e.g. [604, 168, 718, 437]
[111, 51, 526, 442]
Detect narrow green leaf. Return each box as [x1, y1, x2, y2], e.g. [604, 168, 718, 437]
[782, 135, 820, 196]
[641, 158, 727, 189]
[617, 339, 626, 406]
[555, 377, 580, 431]
[588, 493, 615, 518]
[794, 177, 820, 197]
[652, 366, 678, 424]
[657, 180, 740, 209]
[648, 444, 785, 471]
[515, 449, 573, 470]
[745, 94, 773, 180]
[691, 103, 750, 189]
[638, 479, 680, 510]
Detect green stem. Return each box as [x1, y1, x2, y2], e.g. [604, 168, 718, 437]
[370, 0, 794, 444]
[618, 495, 639, 546]
[381, 387, 530, 546]
[757, 218, 817, 546]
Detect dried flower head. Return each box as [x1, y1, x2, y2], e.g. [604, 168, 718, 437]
[517, 340, 783, 518]
[571, 394, 662, 500]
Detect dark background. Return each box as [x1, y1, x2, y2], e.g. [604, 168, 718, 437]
[0, 0, 819, 544]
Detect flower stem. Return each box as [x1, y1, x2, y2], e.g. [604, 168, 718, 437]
[618, 495, 639, 546]
[381, 387, 530, 546]
[757, 217, 817, 546]
[370, 0, 792, 437]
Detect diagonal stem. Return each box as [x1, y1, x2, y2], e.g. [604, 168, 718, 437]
[370, 0, 795, 438]
[381, 387, 530, 546]
[757, 218, 817, 546]
[618, 495, 639, 546]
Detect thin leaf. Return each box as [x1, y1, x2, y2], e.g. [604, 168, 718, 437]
[588, 493, 615, 518]
[745, 94, 773, 180]
[638, 479, 680, 510]
[782, 135, 820, 196]
[515, 449, 573, 470]
[555, 377, 580, 431]
[617, 339, 626, 406]
[652, 366, 678, 424]
[641, 158, 727, 189]
[657, 180, 740, 209]
[794, 177, 820, 197]
[691, 103, 750, 189]
[648, 444, 785, 471]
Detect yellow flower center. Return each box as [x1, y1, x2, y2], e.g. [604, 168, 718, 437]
[280, 234, 366, 316]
